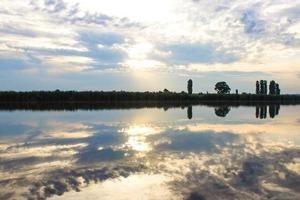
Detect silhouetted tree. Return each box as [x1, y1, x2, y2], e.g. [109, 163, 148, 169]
[215, 81, 231, 94]
[256, 81, 260, 94]
[276, 83, 280, 95]
[260, 80, 264, 94]
[264, 80, 268, 94]
[259, 80, 268, 94]
[187, 106, 193, 119]
[236, 89, 238, 94]
[187, 79, 193, 95]
[269, 80, 276, 95]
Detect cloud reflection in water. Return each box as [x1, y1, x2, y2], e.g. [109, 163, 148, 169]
[0, 106, 299, 199]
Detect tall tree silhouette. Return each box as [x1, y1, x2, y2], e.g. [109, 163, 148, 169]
[269, 80, 276, 95]
[260, 80, 264, 94]
[187, 79, 193, 95]
[276, 83, 280, 95]
[256, 81, 260, 94]
[264, 80, 268, 94]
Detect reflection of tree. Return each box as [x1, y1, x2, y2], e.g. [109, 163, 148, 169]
[214, 106, 231, 117]
[255, 104, 280, 119]
[269, 104, 280, 118]
[261, 106, 267, 119]
[275, 104, 280, 115]
[269, 105, 275, 118]
[255, 105, 267, 119]
[187, 106, 193, 119]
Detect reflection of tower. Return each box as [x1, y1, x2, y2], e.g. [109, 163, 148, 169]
[256, 106, 259, 118]
[187, 106, 193, 120]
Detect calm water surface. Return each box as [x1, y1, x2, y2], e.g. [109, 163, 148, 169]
[0, 105, 299, 200]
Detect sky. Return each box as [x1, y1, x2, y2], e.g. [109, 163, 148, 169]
[0, 0, 299, 93]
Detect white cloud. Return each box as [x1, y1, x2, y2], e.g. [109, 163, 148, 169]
[0, 0, 299, 91]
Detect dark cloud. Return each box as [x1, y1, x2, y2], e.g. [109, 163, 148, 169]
[0, 31, 128, 71]
[79, 31, 128, 69]
[20, 165, 146, 199]
[77, 148, 125, 164]
[0, 156, 67, 171]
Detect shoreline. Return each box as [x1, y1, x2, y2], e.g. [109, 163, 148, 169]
[0, 91, 299, 103]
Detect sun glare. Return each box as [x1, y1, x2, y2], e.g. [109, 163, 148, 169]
[119, 125, 162, 152]
[121, 125, 161, 136]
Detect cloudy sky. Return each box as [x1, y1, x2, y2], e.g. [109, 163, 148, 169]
[0, 0, 299, 93]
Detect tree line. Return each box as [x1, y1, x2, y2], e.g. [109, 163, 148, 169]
[188, 79, 281, 95]
[0, 79, 298, 103]
[256, 80, 280, 95]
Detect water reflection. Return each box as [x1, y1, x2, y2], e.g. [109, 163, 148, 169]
[0, 105, 299, 200]
[214, 106, 231, 117]
[255, 104, 280, 119]
[187, 106, 193, 119]
[186, 104, 281, 119]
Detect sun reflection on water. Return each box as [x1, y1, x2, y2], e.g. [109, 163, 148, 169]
[119, 125, 163, 152]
